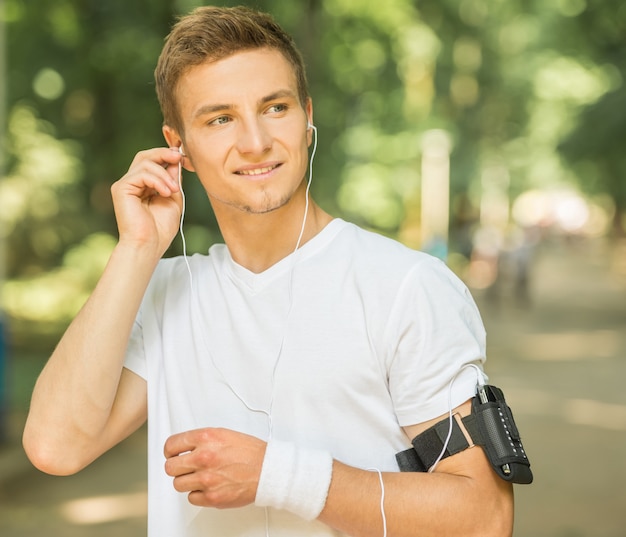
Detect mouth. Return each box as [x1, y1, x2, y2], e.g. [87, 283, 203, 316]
[235, 163, 282, 177]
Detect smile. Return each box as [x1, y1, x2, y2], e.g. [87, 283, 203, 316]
[236, 164, 280, 176]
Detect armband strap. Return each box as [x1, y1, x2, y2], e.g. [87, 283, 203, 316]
[396, 414, 478, 472]
[395, 384, 533, 484]
[255, 439, 333, 520]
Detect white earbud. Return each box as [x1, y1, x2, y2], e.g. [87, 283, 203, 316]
[307, 122, 316, 131]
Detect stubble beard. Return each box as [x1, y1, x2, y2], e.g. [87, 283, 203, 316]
[230, 178, 306, 215]
[239, 190, 292, 215]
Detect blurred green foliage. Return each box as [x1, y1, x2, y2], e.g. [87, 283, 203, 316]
[1, 0, 625, 348]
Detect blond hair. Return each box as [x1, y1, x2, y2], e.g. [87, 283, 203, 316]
[155, 6, 309, 133]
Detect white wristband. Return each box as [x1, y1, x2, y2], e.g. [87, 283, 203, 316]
[255, 439, 333, 521]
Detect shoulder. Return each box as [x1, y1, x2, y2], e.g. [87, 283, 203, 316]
[154, 244, 227, 278]
[333, 220, 450, 282]
[328, 222, 477, 318]
[146, 248, 223, 298]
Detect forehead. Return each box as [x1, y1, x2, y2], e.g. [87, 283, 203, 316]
[176, 48, 299, 116]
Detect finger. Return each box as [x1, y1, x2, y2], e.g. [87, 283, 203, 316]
[164, 450, 197, 478]
[187, 490, 208, 507]
[114, 173, 173, 200]
[135, 160, 181, 193]
[164, 428, 206, 459]
[171, 470, 212, 494]
[187, 489, 225, 508]
[116, 161, 180, 199]
[130, 147, 183, 169]
[128, 149, 182, 187]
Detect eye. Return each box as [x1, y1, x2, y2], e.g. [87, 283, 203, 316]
[209, 115, 231, 126]
[267, 103, 288, 114]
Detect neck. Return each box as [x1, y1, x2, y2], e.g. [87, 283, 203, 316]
[212, 185, 333, 274]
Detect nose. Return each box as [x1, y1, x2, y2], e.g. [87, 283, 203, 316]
[236, 117, 272, 155]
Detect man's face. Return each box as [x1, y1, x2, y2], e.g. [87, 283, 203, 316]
[170, 48, 313, 216]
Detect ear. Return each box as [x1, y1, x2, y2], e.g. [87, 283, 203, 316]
[305, 98, 314, 146]
[162, 125, 195, 172]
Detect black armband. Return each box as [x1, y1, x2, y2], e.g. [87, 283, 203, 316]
[396, 384, 533, 484]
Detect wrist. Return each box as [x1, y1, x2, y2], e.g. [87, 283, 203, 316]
[255, 440, 333, 521]
[113, 238, 163, 265]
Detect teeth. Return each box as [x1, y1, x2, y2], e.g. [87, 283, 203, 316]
[238, 165, 275, 176]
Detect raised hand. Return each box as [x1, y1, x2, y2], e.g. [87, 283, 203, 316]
[111, 147, 184, 259]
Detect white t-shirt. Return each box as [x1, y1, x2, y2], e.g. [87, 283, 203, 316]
[125, 219, 486, 536]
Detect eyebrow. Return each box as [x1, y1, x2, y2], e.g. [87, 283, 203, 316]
[192, 89, 298, 119]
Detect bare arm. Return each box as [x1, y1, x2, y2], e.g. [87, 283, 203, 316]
[163, 400, 513, 537]
[319, 399, 514, 537]
[23, 147, 184, 475]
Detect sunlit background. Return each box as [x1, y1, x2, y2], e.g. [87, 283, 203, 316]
[1, 0, 625, 536]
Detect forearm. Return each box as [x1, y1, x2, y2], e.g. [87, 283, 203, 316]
[319, 452, 513, 537]
[23, 242, 158, 472]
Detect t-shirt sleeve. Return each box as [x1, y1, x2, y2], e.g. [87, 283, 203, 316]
[386, 256, 487, 427]
[121, 257, 185, 381]
[123, 298, 148, 380]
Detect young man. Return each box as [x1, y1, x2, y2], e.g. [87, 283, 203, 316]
[23, 6, 513, 537]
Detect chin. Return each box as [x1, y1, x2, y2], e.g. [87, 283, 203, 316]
[242, 201, 289, 215]
[240, 190, 295, 215]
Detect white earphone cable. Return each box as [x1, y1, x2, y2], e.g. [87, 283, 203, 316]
[178, 153, 193, 290]
[428, 363, 486, 472]
[366, 467, 387, 537]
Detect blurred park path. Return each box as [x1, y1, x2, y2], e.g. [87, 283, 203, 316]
[474, 236, 626, 537]
[1, 235, 625, 536]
